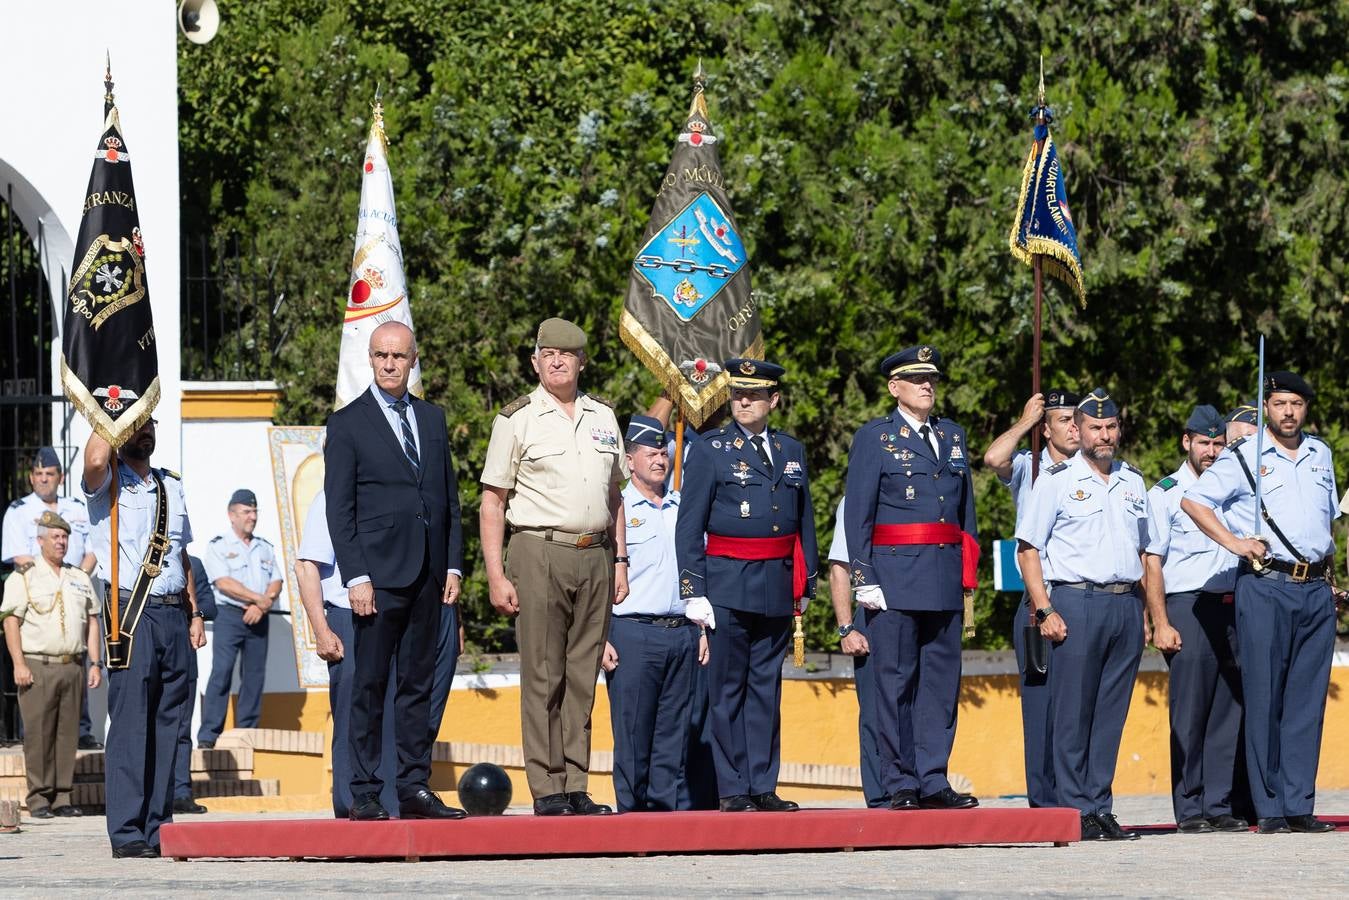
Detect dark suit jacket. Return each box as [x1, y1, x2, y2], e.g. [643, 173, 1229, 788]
[324, 387, 463, 591]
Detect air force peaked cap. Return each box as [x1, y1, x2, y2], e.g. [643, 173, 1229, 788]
[882, 345, 942, 379]
[726, 358, 784, 390]
[1225, 402, 1258, 425]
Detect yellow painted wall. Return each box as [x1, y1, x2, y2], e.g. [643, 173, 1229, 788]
[247, 667, 1349, 802]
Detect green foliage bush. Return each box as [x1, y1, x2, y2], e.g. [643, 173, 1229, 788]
[179, 0, 1349, 652]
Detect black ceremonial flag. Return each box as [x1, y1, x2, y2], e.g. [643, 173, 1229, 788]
[620, 64, 762, 428]
[61, 66, 159, 447]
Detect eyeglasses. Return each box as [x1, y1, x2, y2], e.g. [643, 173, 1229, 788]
[893, 374, 941, 385]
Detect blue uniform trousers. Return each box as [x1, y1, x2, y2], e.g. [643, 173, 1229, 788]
[680, 653, 719, 810]
[865, 607, 962, 797]
[325, 605, 397, 817]
[851, 613, 889, 807]
[1234, 571, 1335, 819]
[429, 602, 461, 742]
[174, 645, 198, 800]
[707, 605, 789, 797]
[1049, 585, 1143, 815]
[197, 603, 268, 743]
[105, 603, 191, 850]
[605, 615, 699, 812]
[1164, 590, 1247, 822]
[1012, 596, 1056, 807]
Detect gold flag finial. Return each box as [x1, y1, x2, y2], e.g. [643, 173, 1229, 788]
[688, 60, 709, 121]
[369, 86, 388, 156]
[1037, 53, 1046, 108]
[104, 51, 115, 113]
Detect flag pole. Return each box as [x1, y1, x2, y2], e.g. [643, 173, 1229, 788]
[673, 411, 685, 491]
[102, 54, 123, 652]
[1030, 56, 1048, 483]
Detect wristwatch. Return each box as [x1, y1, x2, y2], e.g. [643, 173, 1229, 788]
[191, 610, 206, 620]
[837, 623, 856, 639]
[1034, 605, 1056, 624]
[613, 556, 630, 565]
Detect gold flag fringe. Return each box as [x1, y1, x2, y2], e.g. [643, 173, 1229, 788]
[1007, 136, 1086, 308]
[60, 357, 160, 449]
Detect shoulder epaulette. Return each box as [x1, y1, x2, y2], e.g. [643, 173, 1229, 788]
[8, 498, 22, 510]
[499, 395, 531, 418]
[1121, 461, 1142, 476]
[14, 561, 33, 574]
[256, 535, 273, 545]
[210, 535, 224, 543]
[1157, 476, 1177, 491]
[1227, 436, 1247, 450]
[61, 562, 75, 569]
[585, 393, 613, 408]
[67, 497, 86, 506]
[158, 468, 181, 480]
[1045, 461, 1069, 475]
[1307, 433, 1327, 445]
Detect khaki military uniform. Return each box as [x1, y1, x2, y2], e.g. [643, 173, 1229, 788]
[1, 561, 99, 813]
[482, 385, 628, 797]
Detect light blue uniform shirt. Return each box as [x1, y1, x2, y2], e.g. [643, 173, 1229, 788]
[615, 482, 682, 617]
[827, 497, 848, 564]
[204, 529, 280, 609]
[296, 490, 349, 609]
[85, 461, 192, 595]
[1015, 451, 1161, 584]
[1184, 432, 1338, 564]
[1002, 448, 1056, 525]
[1148, 462, 1237, 594]
[2, 492, 92, 566]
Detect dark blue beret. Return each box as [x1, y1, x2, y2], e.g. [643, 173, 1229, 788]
[1264, 370, 1314, 400]
[1044, 389, 1079, 410]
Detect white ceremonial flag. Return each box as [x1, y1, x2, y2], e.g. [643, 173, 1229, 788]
[334, 97, 423, 409]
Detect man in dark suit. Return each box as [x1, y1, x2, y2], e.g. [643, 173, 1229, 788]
[844, 345, 979, 812]
[324, 321, 466, 821]
[675, 358, 818, 813]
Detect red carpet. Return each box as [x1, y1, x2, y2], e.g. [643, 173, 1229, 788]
[161, 807, 1081, 861]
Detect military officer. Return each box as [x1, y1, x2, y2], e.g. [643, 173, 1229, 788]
[1225, 402, 1258, 443]
[1, 511, 101, 818]
[480, 317, 629, 817]
[602, 415, 707, 812]
[1016, 388, 1165, 841]
[1145, 404, 1248, 833]
[83, 418, 205, 858]
[843, 345, 978, 813]
[2, 447, 95, 573]
[1182, 371, 1339, 835]
[982, 389, 1080, 808]
[197, 488, 282, 748]
[676, 358, 818, 813]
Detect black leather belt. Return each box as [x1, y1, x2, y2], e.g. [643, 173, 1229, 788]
[1240, 557, 1329, 583]
[1051, 581, 1135, 594]
[618, 613, 690, 628]
[120, 589, 184, 606]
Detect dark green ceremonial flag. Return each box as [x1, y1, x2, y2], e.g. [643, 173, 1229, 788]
[620, 66, 762, 428]
[61, 67, 159, 447]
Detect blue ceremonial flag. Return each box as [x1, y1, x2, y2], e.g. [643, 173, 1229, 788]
[1009, 118, 1085, 307]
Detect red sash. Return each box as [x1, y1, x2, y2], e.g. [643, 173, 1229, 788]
[706, 533, 808, 600]
[872, 523, 980, 591]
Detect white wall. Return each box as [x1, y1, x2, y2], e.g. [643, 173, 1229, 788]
[1, 4, 182, 467]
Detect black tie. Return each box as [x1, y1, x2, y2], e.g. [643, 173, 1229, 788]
[750, 434, 773, 473]
[392, 399, 420, 471]
[919, 423, 938, 458]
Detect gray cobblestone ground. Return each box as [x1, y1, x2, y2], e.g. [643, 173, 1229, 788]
[3, 792, 1347, 897]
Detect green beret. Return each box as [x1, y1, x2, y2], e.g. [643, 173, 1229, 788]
[536, 317, 587, 353]
[37, 510, 71, 533]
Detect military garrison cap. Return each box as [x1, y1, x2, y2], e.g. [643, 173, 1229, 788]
[1077, 387, 1119, 419]
[882, 345, 942, 379]
[625, 415, 666, 449]
[1044, 389, 1079, 410]
[33, 446, 60, 470]
[37, 510, 71, 533]
[1225, 402, 1258, 425]
[536, 317, 587, 353]
[726, 358, 784, 390]
[1264, 370, 1314, 400]
[229, 488, 258, 508]
[1184, 404, 1224, 438]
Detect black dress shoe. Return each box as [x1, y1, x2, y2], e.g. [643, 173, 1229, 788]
[889, 790, 921, 811]
[567, 792, 613, 815]
[30, 807, 54, 819]
[719, 794, 757, 812]
[349, 792, 390, 821]
[78, 735, 104, 751]
[1177, 816, 1214, 834]
[1287, 815, 1336, 834]
[1208, 814, 1249, 832]
[750, 792, 799, 812]
[173, 797, 208, 815]
[533, 793, 575, 816]
[54, 805, 83, 817]
[1257, 817, 1291, 834]
[1080, 815, 1104, 841]
[400, 788, 467, 820]
[918, 787, 979, 810]
[1097, 813, 1140, 841]
[111, 840, 160, 859]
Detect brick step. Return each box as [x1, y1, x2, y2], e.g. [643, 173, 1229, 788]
[1, 775, 281, 810]
[1, 747, 253, 779]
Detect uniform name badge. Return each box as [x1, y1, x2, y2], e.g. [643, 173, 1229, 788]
[740, 500, 751, 518]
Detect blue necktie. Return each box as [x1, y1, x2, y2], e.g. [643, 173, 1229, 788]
[392, 399, 420, 471]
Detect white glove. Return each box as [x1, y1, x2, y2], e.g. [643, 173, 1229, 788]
[685, 597, 716, 629]
[855, 584, 887, 610]
[796, 593, 810, 615]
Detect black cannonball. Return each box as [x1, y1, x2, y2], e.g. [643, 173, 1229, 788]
[457, 762, 512, 816]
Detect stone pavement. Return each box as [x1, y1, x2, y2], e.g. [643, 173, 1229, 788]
[2, 792, 1347, 897]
